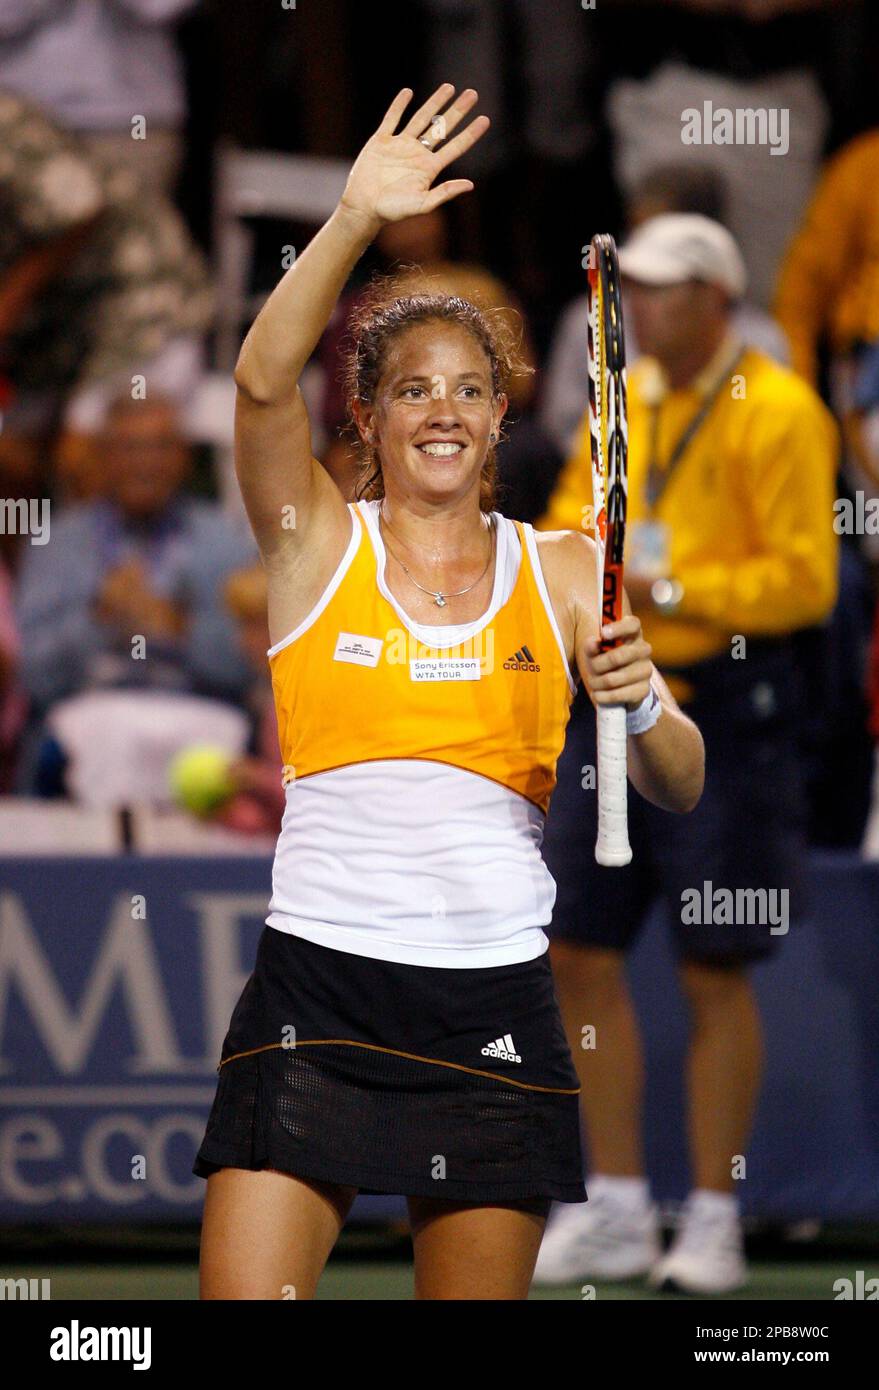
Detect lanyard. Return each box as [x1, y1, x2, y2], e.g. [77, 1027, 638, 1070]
[644, 347, 745, 511]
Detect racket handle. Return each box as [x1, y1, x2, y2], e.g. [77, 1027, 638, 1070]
[596, 703, 632, 866]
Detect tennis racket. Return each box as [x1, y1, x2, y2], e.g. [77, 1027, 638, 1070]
[586, 233, 632, 866]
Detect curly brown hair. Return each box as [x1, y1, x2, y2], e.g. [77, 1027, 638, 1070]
[340, 275, 530, 513]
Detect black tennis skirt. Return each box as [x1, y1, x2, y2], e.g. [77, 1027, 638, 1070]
[193, 925, 587, 1206]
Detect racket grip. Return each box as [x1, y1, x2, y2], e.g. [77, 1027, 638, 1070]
[595, 703, 632, 866]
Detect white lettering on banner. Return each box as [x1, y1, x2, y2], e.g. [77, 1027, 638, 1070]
[0, 1112, 212, 1206]
[0, 886, 273, 1209]
[410, 658, 481, 682]
[81, 1116, 151, 1204]
[0, 1115, 62, 1203]
[0, 890, 267, 1079]
[190, 894, 268, 1064]
[80, 1113, 205, 1203]
[0, 894, 182, 1074]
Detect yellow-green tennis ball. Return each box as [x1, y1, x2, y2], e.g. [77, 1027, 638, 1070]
[169, 745, 235, 816]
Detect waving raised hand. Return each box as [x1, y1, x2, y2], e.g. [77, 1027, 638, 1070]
[340, 85, 489, 230]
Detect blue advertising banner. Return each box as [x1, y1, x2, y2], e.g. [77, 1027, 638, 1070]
[0, 853, 877, 1223]
[0, 857, 268, 1221]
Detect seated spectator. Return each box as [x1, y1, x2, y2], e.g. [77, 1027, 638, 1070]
[541, 164, 790, 459]
[15, 392, 256, 731]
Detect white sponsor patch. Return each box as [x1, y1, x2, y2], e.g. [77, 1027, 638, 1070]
[333, 632, 383, 666]
[410, 658, 481, 682]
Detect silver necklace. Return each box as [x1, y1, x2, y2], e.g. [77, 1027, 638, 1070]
[378, 507, 495, 608]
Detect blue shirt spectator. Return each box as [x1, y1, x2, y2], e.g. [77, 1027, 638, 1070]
[16, 393, 256, 712]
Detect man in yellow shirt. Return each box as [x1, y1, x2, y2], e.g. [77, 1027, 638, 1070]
[774, 129, 879, 391]
[534, 214, 839, 1294]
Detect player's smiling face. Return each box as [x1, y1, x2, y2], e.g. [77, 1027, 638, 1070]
[364, 322, 505, 506]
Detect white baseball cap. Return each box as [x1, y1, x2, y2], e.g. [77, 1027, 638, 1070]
[618, 213, 747, 298]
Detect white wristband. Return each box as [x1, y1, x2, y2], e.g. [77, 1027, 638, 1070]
[626, 682, 662, 736]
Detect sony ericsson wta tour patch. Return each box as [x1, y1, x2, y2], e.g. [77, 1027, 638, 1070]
[410, 657, 481, 682]
[333, 632, 384, 666]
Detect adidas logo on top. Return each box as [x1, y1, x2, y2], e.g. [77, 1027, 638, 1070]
[481, 1033, 522, 1063]
[503, 644, 540, 672]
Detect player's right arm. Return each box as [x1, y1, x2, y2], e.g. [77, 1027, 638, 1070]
[232, 205, 372, 577]
[232, 84, 488, 636]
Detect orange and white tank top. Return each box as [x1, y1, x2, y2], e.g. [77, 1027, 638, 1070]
[265, 498, 577, 968]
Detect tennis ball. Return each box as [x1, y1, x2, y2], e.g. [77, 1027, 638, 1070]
[169, 744, 235, 816]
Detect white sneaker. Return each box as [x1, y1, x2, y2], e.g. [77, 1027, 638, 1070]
[533, 1183, 662, 1285]
[648, 1192, 747, 1294]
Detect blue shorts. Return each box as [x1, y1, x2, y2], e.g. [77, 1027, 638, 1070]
[542, 641, 807, 964]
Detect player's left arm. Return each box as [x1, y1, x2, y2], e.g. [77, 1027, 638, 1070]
[580, 600, 704, 815]
[548, 530, 705, 814]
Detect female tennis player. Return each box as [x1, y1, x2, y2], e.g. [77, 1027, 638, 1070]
[193, 84, 705, 1300]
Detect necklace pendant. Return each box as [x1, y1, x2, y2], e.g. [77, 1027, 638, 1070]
[434, 593, 446, 608]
